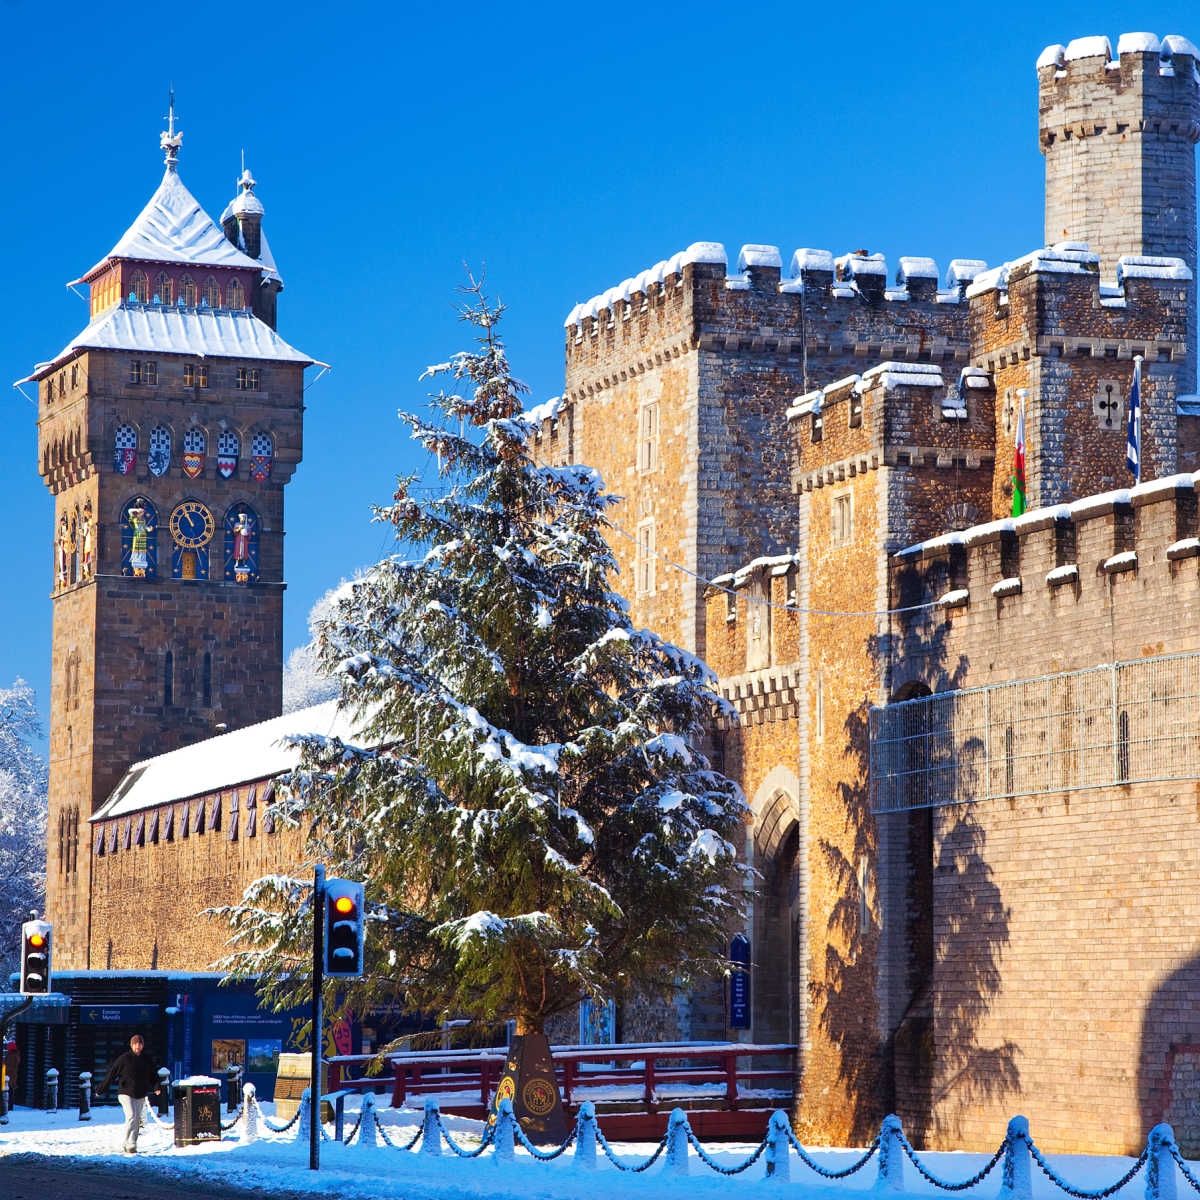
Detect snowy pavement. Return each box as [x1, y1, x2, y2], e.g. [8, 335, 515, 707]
[0, 1099, 1194, 1200]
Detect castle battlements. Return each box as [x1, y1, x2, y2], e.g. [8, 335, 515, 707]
[967, 242, 1192, 366]
[892, 472, 1200, 625]
[562, 243, 985, 401]
[786, 360, 997, 492]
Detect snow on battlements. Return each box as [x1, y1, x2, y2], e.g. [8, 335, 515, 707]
[965, 242, 1192, 300]
[1037, 31, 1199, 76]
[563, 244, 989, 330]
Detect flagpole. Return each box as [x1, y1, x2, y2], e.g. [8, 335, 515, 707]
[1126, 356, 1143, 485]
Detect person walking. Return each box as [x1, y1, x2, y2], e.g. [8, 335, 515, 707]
[98, 1034, 161, 1154]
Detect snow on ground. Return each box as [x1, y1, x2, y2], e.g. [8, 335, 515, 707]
[0, 1099, 1194, 1200]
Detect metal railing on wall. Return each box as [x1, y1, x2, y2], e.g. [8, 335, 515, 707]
[870, 651, 1200, 813]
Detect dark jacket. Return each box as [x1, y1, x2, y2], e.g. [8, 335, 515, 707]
[99, 1050, 160, 1099]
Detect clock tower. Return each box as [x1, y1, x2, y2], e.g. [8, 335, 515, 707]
[23, 111, 319, 968]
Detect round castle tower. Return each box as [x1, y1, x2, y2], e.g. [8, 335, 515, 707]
[1038, 33, 1200, 388]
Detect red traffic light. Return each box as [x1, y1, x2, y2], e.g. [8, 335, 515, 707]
[334, 896, 355, 915]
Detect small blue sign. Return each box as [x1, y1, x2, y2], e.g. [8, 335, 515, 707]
[729, 935, 751, 1030]
[77, 1004, 159, 1026]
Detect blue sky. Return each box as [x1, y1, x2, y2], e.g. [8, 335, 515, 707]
[2, 0, 1197, 731]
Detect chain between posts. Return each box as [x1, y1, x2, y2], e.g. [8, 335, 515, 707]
[785, 1129, 881, 1178]
[684, 1125, 770, 1175]
[513, 1120, 577, 1160]
[372, 1108, 423, 1151]
[220, 1101, 245, 1132]
[899, 1129, 1006, 1190]
[1025, 1137, 1148, 1199]
[433, 1110, 495, 1158]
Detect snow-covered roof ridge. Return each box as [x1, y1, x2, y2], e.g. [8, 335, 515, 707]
[897, 475, 1200, 558]
[17, 301, 317, 384]
[92, 699, 362, 821]
[710, 552, 801, 590]
[76, 167, 263, 283]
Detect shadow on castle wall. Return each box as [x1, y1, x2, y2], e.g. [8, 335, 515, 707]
[812, 601, 1019, 1145]
[1138, 950, 1200, 1156]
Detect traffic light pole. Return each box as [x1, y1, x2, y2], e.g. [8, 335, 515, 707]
[310, 864, 324, 1172]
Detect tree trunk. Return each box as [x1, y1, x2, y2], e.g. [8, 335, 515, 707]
[514, 1013, 544, 1036]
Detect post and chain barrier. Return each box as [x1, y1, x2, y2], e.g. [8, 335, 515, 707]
[213, 1086, 1200, 1200]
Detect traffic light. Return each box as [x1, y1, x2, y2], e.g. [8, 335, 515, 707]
[20, 920, 52, 995]
[323, 880, 364, 978]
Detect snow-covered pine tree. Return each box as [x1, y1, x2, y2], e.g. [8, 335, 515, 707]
[217, 281, 747, 1038]
[0, 678, 48, 973]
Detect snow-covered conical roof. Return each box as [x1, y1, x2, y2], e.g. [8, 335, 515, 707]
[74, 167, 264, 284]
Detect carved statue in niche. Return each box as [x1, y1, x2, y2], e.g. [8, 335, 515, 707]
[79, 501, 94, 581]
[232, 511, 253, 583]
[56, 514, 72, 588]
[128, 501, 150, 577]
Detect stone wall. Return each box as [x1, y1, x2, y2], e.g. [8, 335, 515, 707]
[87, 783, 305, 970]
[38, 348, 305, 968]
[885, 477, 1200, 1152]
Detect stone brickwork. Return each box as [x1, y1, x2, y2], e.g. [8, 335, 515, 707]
[556, 249, 974, 657]
[86, 782, 304, 969]
[37, 343, 304, 968]
[886, 480, 1200, 1152]
[1038, 37, 1199, 389]
[968, 251, 1191, 513]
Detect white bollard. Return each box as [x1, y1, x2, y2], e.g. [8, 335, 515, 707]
[493, 1098, 516, 1163]
[574, 1102, 597, 1170]
[765, 1110, 791, 1181]
[875, 1113, 905, 1192]
[999, 1116, 1032, 1200]
[78, 1071, 92, 1122]
[45, 1067, 59, 1113]
[358, 1093, 377, 1148]
[421, 1098, 442, 1156]
[1147, 1125, 1180, 1200]
[241, 1083, 259, 1144]
[294, 1088, 311, 1143]
[664, 1108, 689, 1177]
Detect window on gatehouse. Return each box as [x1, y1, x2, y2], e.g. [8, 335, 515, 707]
[163, 651, 174, 707]
[202, 277, 220, 308]
[155, 272, 172, 304]
[129, 270, 149, 304]
[181, 275, 197, 306]
[228, 279, 245, 309]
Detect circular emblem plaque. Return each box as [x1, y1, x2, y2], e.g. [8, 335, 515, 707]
[169, 500, 215, 550]
[521, 1078, 556, 1116]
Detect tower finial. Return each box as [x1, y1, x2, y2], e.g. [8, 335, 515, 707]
[160, 86, 183, 170]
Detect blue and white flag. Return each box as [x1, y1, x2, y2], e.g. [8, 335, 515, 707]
[1126, 356, 1142, 482]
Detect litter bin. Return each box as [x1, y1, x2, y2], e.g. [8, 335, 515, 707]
[173, 1075, 222, 1146]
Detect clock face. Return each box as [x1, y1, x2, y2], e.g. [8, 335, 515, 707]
[170, 501, 215, 550]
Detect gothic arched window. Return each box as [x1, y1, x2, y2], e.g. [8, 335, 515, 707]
[114, 423, 137, 475]
[155, 272, 172, 304]
[202, 277, 220, 308]
[181, 275, 197, 306]
[224, 505, 259, 583]
[227, 278, 245, 309]
[250, 432, 273, 481]
[217, 430, 239, 478]
[120, 496, 158, 578]
[129, 270, 149, 304]
[148, 425, 171, 476]
[183, 427, 207, 479]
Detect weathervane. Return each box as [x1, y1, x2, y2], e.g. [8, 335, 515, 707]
[161, 87, 183, 170]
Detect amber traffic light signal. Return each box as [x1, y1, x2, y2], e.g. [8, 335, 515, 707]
[323, 880, 364, 978]
[20, 920, 52, 995]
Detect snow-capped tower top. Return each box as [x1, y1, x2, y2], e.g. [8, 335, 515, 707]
[160, 91, 183, 171]
[222, 161, 283, 328]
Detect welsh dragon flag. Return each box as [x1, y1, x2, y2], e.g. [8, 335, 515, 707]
[1012, 390, 1027, 517]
